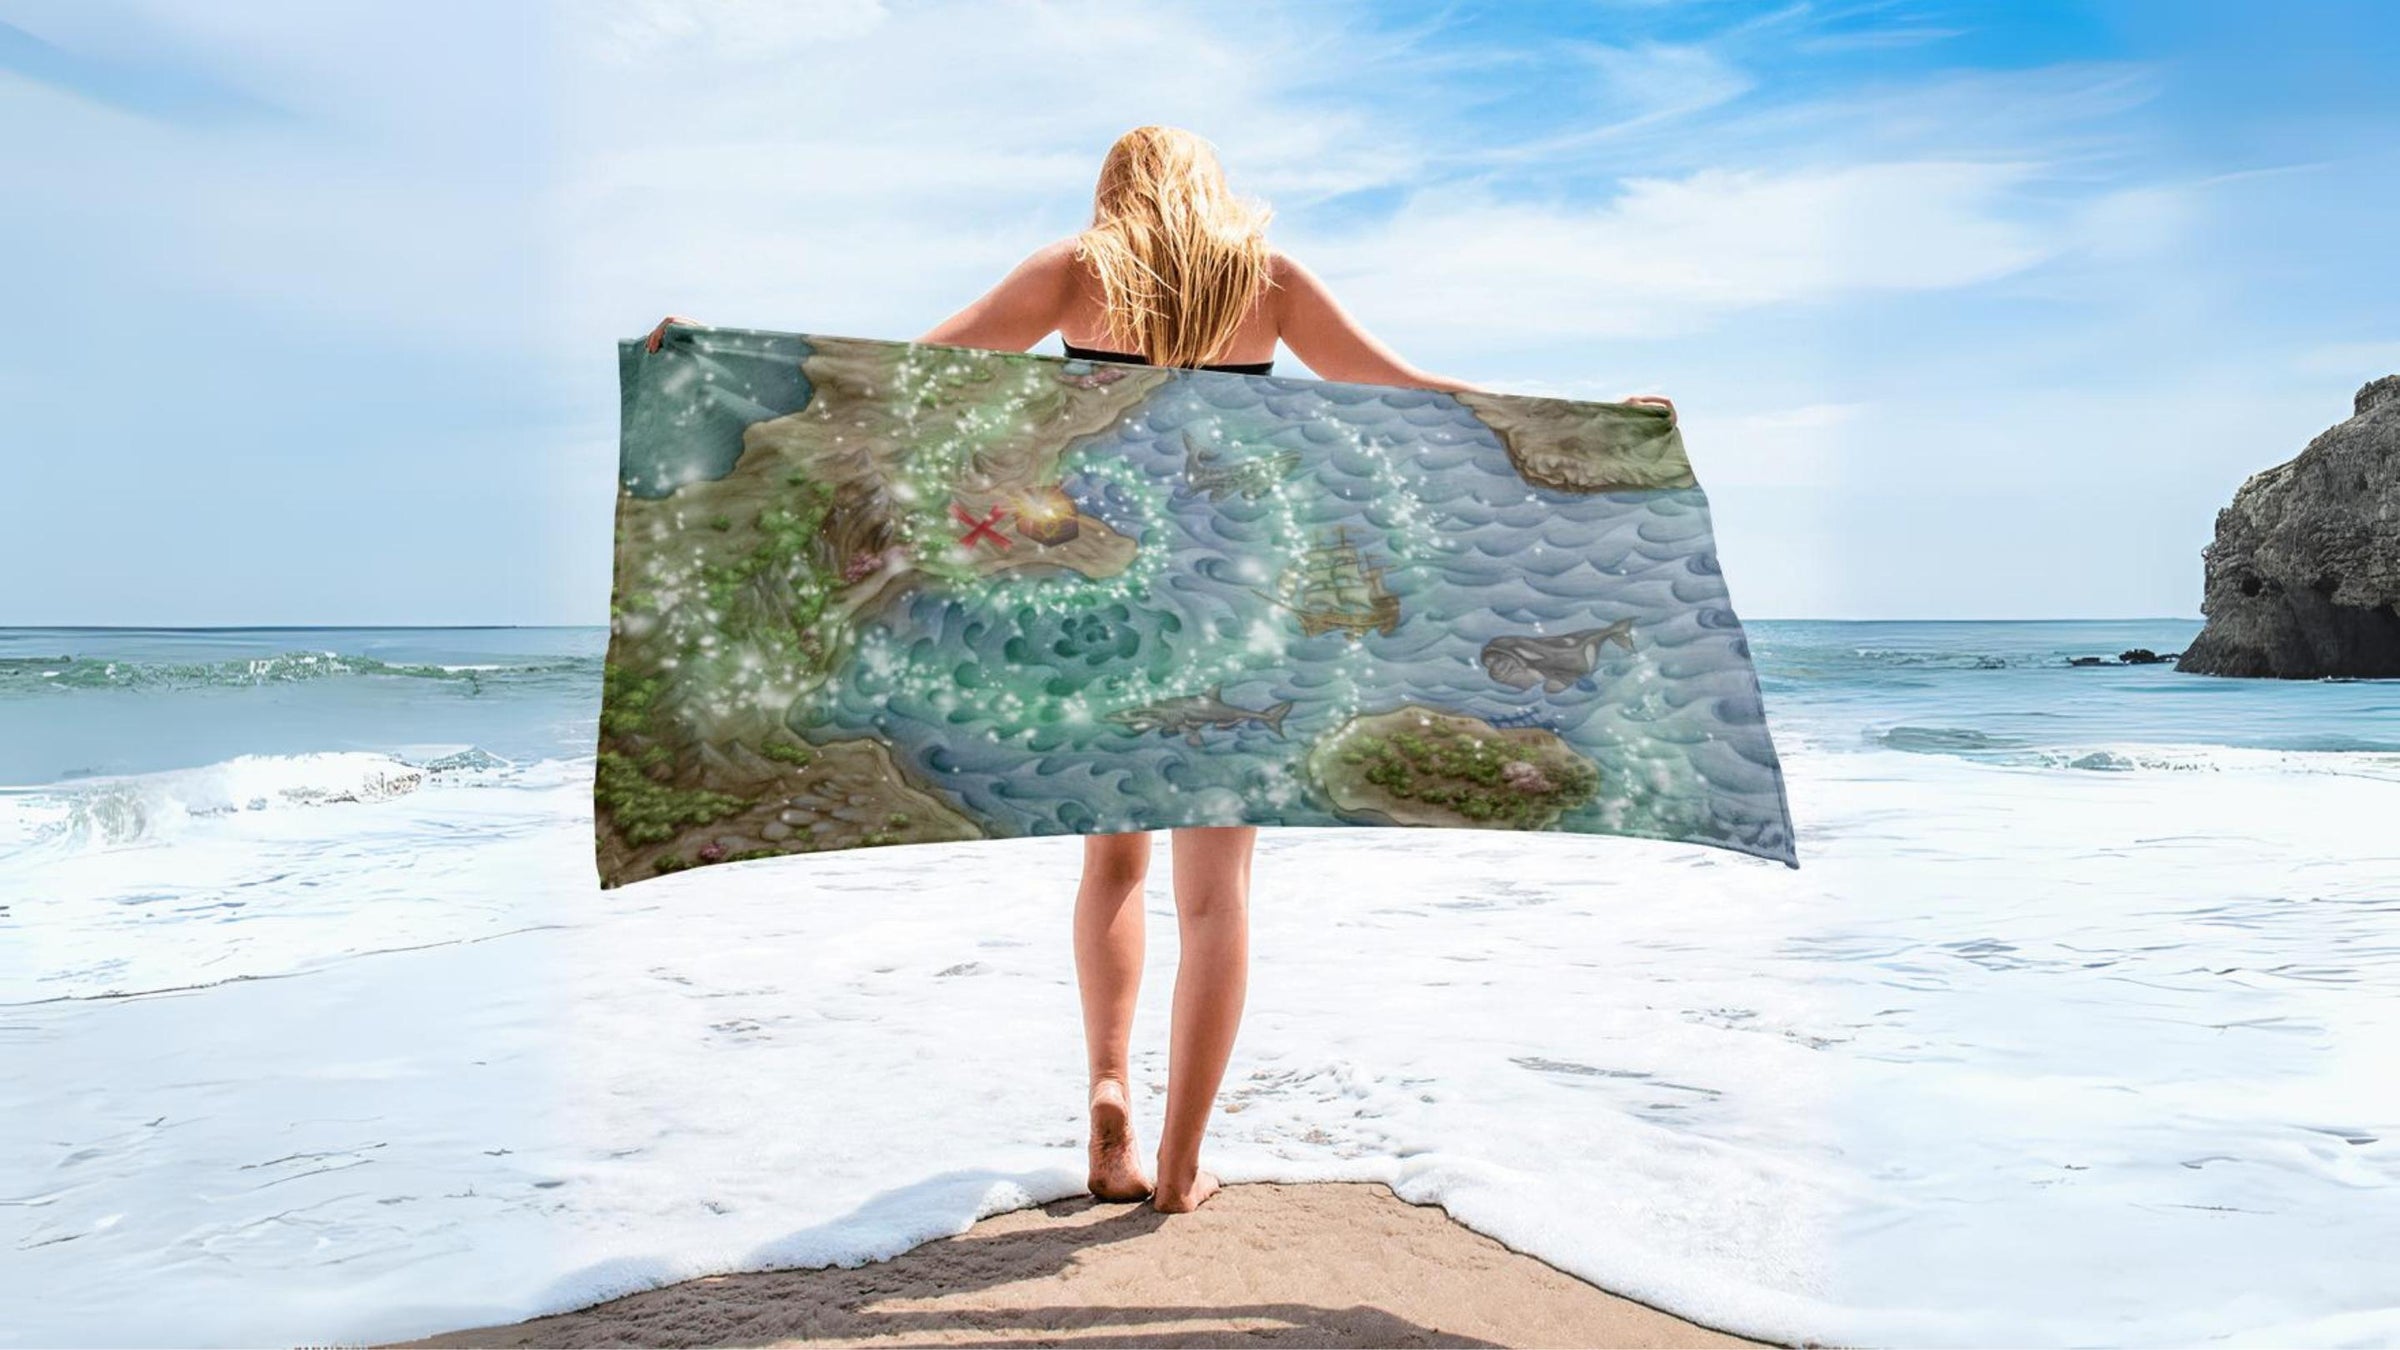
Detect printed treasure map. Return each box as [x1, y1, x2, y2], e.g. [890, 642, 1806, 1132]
[598, 327, 1796, 886]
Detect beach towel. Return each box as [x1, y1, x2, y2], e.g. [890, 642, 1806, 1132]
[597, 327, 1796, 886]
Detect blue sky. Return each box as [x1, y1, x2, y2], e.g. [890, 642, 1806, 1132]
[2, 0, 2393, 624]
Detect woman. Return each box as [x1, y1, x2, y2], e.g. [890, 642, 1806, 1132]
[650, 125, 1671, 1214]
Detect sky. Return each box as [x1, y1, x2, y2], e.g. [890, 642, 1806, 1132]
[2, 0, 2394, 625]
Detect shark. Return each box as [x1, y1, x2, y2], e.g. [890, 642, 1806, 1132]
[1107, 687, 1296, 747]
[1479, 620, 1637, 693]
[1180, 432, 1302, 501]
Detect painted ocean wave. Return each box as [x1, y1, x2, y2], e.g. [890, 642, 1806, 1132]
[806, 368, 1793, 860]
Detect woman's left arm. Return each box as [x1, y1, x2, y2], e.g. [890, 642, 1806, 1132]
[916, 240, 1078, 351]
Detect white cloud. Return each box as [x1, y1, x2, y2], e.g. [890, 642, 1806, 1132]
[554, 0, 1438, 345]
[588, 0, 894, 58]
[2, 1, 550, 352]
[1303, 162, 2057, 342]
[1693, 60, 2162, 170]
[1465, 40, 1756, 162]
[17, 0, 2368, 624]
[551, 2, 2184, 363]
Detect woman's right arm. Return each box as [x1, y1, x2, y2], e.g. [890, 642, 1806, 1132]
[1272, 253, 1480, 394]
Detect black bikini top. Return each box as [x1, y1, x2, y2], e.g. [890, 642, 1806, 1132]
[1061, 339, 1273, 376]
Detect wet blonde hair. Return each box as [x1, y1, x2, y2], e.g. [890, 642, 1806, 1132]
[1074, 126, 1275, 369]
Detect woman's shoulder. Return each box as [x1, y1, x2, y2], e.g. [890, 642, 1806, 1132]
[1037, 234, 1114, 284]
[1264, 248, 1330, 315]
[1006, 237, 1077, 278]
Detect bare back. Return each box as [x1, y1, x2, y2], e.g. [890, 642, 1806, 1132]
[1054, 250, 1281, 368]
[920, 239, 1477, 393]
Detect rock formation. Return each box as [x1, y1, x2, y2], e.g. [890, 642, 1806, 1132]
[2178, 376, 2400, 678]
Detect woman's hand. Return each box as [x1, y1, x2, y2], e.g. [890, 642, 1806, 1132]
[644, 314, 701, 353]
[1624, 394, 1675, 423]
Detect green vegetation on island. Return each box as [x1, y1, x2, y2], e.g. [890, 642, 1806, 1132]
[594, 666, 750, 846]
[1309, 705, 1599, 830]
[595, 336, 1178, 884]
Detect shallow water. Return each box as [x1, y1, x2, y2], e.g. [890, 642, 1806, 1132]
[2, 623, 2394, 1346]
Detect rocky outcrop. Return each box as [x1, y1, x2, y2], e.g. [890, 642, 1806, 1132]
[2067, 649, 2182, 667]
[2179, 377, 2400, 678]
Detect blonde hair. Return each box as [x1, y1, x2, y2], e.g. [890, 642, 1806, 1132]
[1074, 126, 1275, 369]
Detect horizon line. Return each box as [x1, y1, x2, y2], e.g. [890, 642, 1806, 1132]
[0, 616, 2212, 632]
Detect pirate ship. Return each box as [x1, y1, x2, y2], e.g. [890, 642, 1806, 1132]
[1273, 526, 1401, 637]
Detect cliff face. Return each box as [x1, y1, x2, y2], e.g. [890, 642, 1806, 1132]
[2179, 376, 2400, 678]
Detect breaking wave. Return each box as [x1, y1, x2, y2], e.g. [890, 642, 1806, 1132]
[0, 651, 601, 695]
[1861, 726, 2400, 780]
[0, 748, 522, 856]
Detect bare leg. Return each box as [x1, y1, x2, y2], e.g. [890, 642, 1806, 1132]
[1152, 825, 1254, 1213]
[1075, 831, 1153, 1201]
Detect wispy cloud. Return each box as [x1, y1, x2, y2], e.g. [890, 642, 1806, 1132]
[0, 14, 284, 125]
[1464, 40, 1759, 161]
[1, 1, 549, 349]
[555, 0, 2171, 357]
[6, 0, 2393, 622]
[1309, 160, 2059, 344]
[556, 0, 1453, 342]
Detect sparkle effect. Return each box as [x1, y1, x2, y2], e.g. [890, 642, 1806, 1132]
[601, 331, 1794, 881]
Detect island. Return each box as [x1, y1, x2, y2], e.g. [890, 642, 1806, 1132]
[598, 336, 1171, 882]
[1306, 704, 1600, 831]
[1456, 391, 1695, 494]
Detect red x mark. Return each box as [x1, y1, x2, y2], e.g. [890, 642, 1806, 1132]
[951, 502, 1012, 550]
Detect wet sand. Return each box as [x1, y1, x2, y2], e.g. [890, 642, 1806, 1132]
[397, 1181, 1761, 1348]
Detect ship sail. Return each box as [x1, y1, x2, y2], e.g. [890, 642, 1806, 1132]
[1272, 526, 1403, 637]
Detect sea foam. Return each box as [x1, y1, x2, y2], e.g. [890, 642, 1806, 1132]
[5, 738, 2397, 1347]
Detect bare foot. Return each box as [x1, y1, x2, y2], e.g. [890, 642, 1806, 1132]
[1087, 1080, 1151, 1202]
[1149, 1167, 1221, 1214]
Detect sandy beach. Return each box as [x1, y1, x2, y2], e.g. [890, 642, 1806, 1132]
[397, 1182, 1756, 1348]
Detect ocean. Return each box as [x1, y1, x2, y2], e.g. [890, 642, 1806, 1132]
[3, 621, 2394, 1346]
